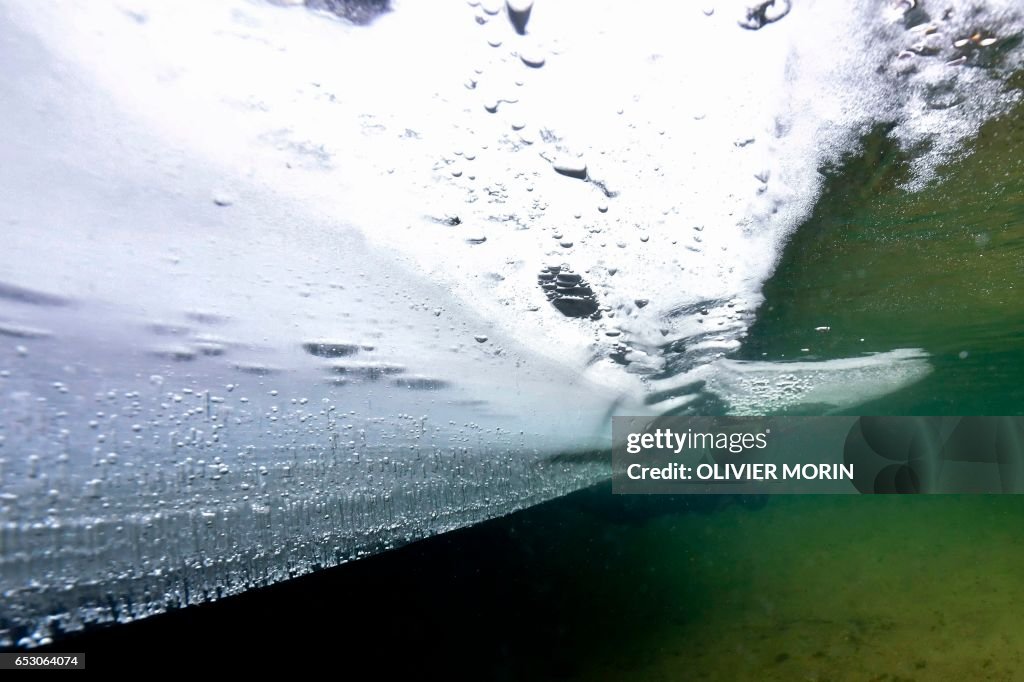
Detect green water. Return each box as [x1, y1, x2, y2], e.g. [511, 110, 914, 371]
[559, 100, 1024, 677]
[553, 495, 1024, 681]
[742, 105, 1024, 415]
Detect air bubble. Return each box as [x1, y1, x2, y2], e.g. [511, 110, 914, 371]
[212, 192, 234, 207]
[507, 0, 533, 35]
[552, 159, 587, 180]
[520, 50, 546, 68]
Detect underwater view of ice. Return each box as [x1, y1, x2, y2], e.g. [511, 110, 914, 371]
[1, 0, 1022, 645]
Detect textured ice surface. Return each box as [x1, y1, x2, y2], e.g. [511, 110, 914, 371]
[2, 0, 1022, 644]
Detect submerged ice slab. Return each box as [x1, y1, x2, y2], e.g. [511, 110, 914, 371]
[2, 0, 1022, 645]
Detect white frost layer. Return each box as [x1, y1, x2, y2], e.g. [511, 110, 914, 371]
[6, 0, 1022, 400]
[697, 349, 934, 415]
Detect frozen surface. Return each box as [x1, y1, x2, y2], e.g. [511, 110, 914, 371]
[2, 0, 1022, 644]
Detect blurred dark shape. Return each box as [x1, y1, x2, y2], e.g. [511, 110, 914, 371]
[284, 0, 391, 25]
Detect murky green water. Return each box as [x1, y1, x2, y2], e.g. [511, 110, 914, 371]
[742, 100, 1024, 416]
[564, 94, 1024, 679]
[565, 494, 1024, 681]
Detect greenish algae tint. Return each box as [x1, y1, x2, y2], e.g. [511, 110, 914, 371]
[569, 495, 1024, 681]
[564, 94, 1024, 679]
[741, 95, 1024, 416]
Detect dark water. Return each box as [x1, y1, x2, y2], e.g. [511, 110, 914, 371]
[39, 487, 1024, 680]
[29, 64, 1024, 682]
